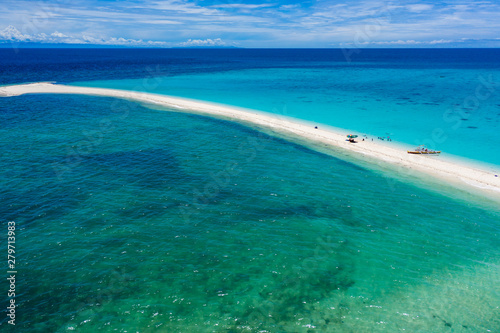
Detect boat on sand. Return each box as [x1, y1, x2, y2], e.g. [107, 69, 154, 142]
[408, 145, 441, 154]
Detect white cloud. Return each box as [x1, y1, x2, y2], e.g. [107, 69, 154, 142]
[0, 25, 170, 46]
[406, 4, 433, 13]
[0, 25, 230, 48]
[1, 0, 500, 48]
[146, 0, 219, 16]
[177, 38, 226, 47]
[428, 39, 454, 44]
[211, 4, 276, 9]
[279, 5, 300, 10]
[0, 25, 31, 41]
[51, 31, 67, 38]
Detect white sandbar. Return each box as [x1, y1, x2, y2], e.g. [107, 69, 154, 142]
[2, 82, 500, 201]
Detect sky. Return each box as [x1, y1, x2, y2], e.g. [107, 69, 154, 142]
[0, 0, 499, 48]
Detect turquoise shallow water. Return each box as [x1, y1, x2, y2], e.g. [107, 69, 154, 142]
[1, 94, 499, 332]
[73, 65, 500, 166]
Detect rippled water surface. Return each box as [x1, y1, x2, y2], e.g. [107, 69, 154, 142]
[0, 94, 498, 332]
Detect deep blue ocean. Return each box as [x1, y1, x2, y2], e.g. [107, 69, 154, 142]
[1, 48, 499, 332]
[2, 48, 499, 165]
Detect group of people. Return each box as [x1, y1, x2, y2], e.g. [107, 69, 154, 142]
[361, 136, 393, 142]
[313, 126, 393, 143]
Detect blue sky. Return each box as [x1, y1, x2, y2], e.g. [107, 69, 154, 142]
[0, 0, 499, 47]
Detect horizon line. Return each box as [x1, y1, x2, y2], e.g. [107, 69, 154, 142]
[1, 45, 500, 50]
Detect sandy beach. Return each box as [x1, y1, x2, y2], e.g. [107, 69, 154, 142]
[2, 82, 500, 200]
